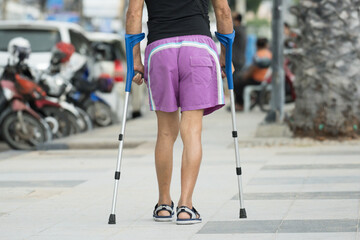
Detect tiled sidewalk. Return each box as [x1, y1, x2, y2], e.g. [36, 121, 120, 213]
[0, 109, 359, 240]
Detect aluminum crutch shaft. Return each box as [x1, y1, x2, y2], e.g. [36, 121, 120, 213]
[108, 33, 145, 224]
[215, 31, 247, 218]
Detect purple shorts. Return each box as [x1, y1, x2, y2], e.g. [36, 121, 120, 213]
[144, 35, 225, 116]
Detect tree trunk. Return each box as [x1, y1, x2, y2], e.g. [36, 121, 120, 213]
[1, 0, 8, 20]
[290, 0, 360, 139]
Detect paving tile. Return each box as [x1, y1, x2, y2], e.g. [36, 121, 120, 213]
[209, 200, 292, 221]
[276, 150, 360, 156]
[0, 180, 86, 188]
[276, 232, 357, 240]
[245, 185, 304, 193]
[262, 164, 360, 170]
[198, 220, 282, 234]
[233, 191, 360, 200]
[108, 226, 200, 240]
[285, 200, 359, 220]
[249, 176, 360, 185]
[278, 220, 358, 233]
[191, 233, 276, 240]
[198, 219, 358, 234]
[300, 183, 360, 192]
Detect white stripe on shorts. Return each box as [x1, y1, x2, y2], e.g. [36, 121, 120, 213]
[147, 41, 224, 111]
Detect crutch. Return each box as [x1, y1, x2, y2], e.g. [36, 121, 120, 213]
[215, 31, 247, 218]
[108, 33, 145, 224]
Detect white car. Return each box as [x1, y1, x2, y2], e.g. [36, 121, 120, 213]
[0, 20, 90, 71]
[87, 32, 148, 119]
[86, 32, 126, 82]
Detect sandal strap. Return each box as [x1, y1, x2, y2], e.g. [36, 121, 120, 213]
[176, 206, 200, 219]
[154, 201, 174, 216]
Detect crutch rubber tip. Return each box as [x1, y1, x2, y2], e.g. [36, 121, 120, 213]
[108, 214, 116, 224]
[240, 208, 247, 218]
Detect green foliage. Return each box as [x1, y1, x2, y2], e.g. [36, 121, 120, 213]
[246, 18, 270, 28]
[246, 0, 263, 13]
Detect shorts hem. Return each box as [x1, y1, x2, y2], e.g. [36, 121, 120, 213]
[150, 106, 179, 113]
[181, 103, 225, 116]
[150, 103, 225, 116]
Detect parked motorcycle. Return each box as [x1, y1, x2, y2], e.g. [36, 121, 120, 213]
[15, 73, 72, 139]
[37, 42, 93, 133]
[38, 73, 93, 134]
[70, 62, 114, 127]
[2, 38, 72, 139]
[0, 77, 52, 150]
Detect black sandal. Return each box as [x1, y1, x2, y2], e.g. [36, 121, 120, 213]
[153, 201, 174, 222]
[176, 206, 202, 225]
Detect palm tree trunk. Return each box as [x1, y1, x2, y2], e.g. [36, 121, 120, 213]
[1, 0, 8, 20]
[290, 0, 360, 138]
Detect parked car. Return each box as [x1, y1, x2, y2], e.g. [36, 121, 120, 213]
[86, 32, 126, 83]
[0, 20, 90, 71]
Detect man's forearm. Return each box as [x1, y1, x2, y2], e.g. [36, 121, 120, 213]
[212, 0, 233, 34]
[212, 0, 234, 68]
[126, 1, 144, 67]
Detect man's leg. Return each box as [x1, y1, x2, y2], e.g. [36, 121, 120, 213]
[178, 109, 204, 219]
[155, 110, 179, 216]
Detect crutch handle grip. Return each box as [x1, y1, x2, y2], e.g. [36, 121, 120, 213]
[215, 31, 235, 90]
[125, 33, 145, 92]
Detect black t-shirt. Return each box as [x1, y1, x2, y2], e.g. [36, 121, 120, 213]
[145, 0, 212, 44]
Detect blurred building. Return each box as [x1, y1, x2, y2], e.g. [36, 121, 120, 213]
[1, 0, 41, 20]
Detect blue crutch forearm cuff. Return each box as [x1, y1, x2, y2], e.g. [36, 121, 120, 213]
[215, 31, 235, 90]
[125, 33, 145, 93]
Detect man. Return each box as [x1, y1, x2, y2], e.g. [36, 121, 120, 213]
[234, 38, 272, 110]
[126, 0, 233, 224]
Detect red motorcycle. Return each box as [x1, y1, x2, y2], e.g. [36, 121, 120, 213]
[0, 77, 52, 150]
[14, 74, 72, 139]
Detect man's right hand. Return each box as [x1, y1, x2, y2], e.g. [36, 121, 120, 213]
[132, 64, 144, 85]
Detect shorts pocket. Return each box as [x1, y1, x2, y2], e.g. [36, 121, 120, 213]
[190, 56, 213, 87]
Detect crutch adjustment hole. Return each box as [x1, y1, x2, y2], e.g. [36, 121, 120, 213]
[232, 131, 238, 138]
[118, 134, 123, 141]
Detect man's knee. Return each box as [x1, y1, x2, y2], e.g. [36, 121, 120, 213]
[158, 129, 179, 142]
[180, 124, 201, 142]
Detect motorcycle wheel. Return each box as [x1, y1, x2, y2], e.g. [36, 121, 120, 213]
[86, 102, 112, 127]
[75, 107, 93, 132]
[42, 107, 71, 138]
[1, 112, 49, 150]
[64, 110, 81, 135]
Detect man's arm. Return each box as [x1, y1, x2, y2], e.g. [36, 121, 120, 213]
[211, 0, 233, 77]
[126, 0, 145, 85]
